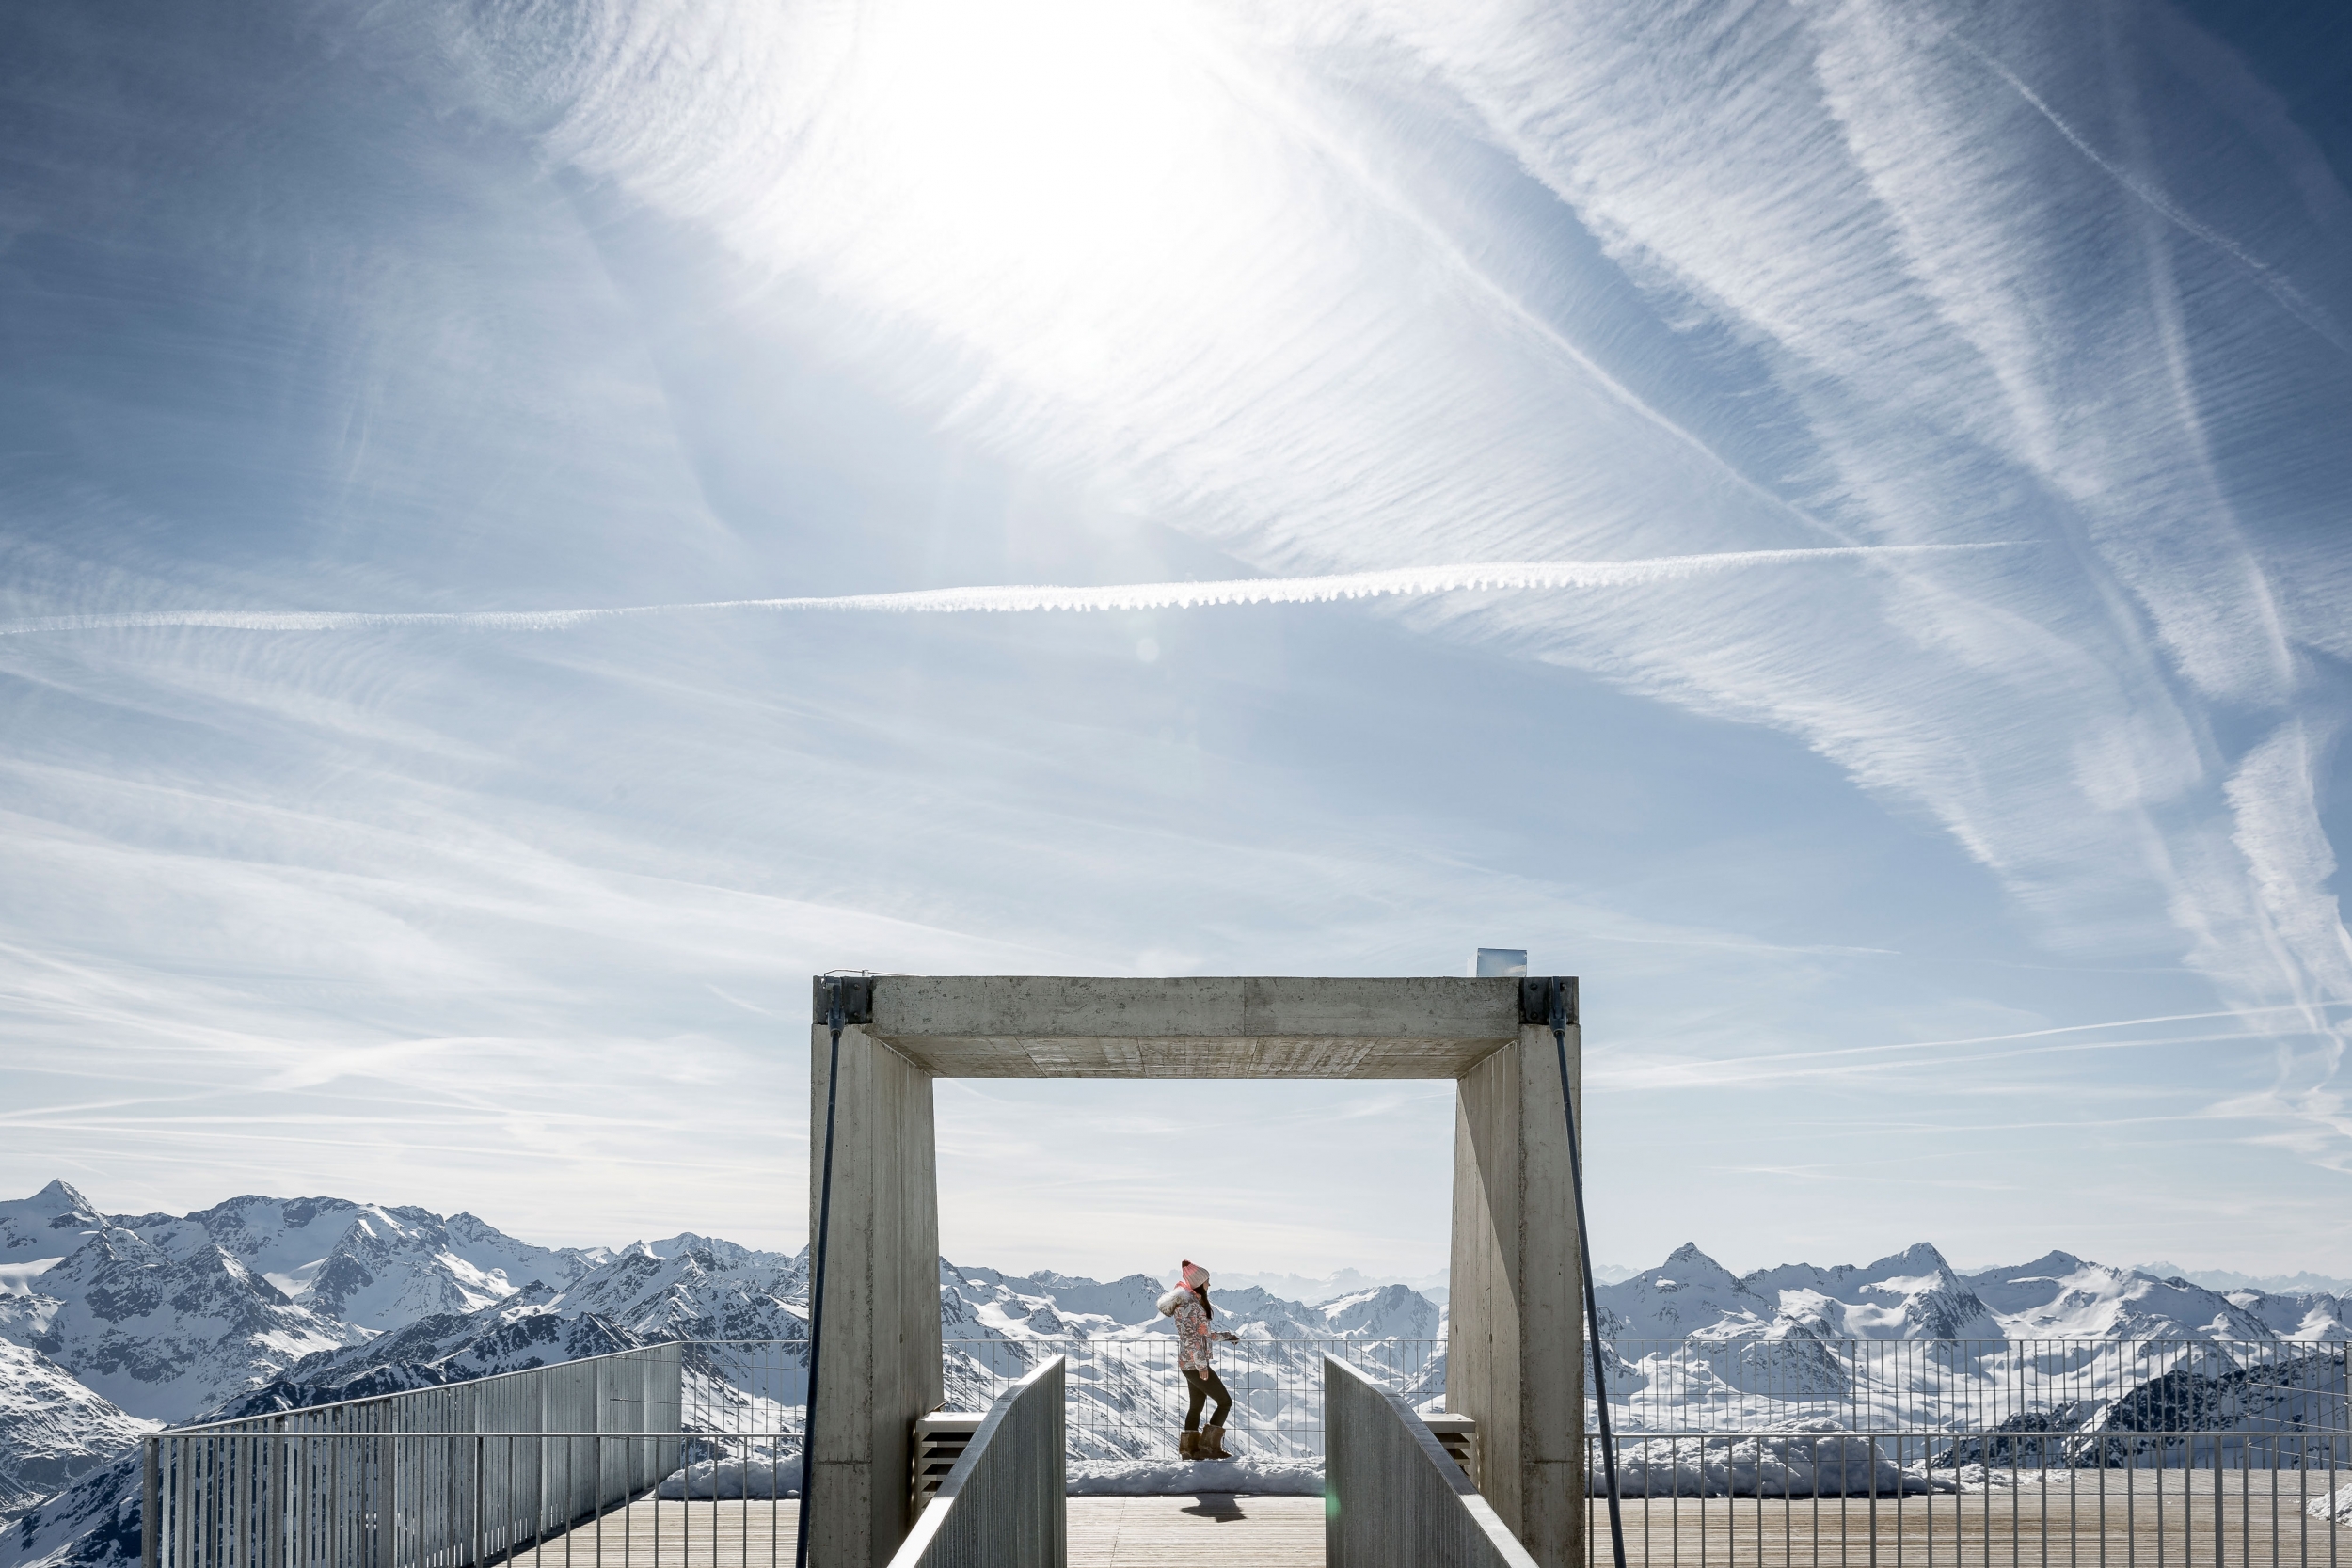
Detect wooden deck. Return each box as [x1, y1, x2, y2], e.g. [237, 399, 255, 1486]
[501, 1495, 1326, 1568]
[502, 1500, 798, 1568]
[1597, 1472, 2351, 1566]
[505, 1476, 2349, 1568]
[1069, 1495, 1325, 1565]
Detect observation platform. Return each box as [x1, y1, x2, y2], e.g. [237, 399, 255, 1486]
[503, 1474, 2349, 1568]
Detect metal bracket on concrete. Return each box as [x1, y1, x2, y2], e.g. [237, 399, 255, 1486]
[909, 1413, 985, 1525]
[1518, 976, 1578, 1027]
[812, 974, 876, 1024]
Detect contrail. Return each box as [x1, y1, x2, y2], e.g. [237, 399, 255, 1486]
[0, 543, 2013, 637]
[1955, 40, 2346, 352]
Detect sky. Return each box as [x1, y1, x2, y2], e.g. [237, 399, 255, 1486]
[1, 0, 2348, 1284]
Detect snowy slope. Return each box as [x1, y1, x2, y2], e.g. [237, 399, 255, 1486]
[220, 1305, 645, 1416]
[119, 1196, 601, 1331]
[1592, 1243, 2350, 1435]
[1752, 1244, 2005, 1340]
[938, 1264, 1438, 1343]
[945, 1266, 1163, 1334]
[226, 1238, 814, 1418]
[0, 1221, 359, 1423]
[1597, 1243, 1777, 1340]
[933, 1264, 1448, 1461]
[1315, 1284, 1443, 1341]
[0, 1449, 139, 1568]
[1212, 1265, 1456, 1302]
[1598, 1241, 2343, 1348]
[0, 1183, 620, 1432]
[2228, 1289, 2352, 1339]
[547, 1239, 807, 1342]
[0, 1188, 110, 1279]
[0, 1345, 149, 1526]
[1963, 1253, 2279, 1340]
[2136, 1262, 2352, 1294]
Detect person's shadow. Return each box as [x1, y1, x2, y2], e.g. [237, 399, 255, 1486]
[1178, 1493, 1248, 1522]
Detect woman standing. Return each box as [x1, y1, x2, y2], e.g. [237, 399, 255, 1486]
[1161, 1259, 1238, 1460]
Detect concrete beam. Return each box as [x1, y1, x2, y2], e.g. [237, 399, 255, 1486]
[808, 1022, 943, 1568]
[1447, 1023, 1583, 1568]
[867, 975, 1519, 1078]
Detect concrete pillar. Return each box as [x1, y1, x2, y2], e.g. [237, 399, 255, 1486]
[1446, 1023, 1583, 1568]
[808, 1021, 943, 1568]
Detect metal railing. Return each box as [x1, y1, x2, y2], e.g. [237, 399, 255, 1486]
[132, 1333, 2352, 1568]
[1585, 1340, 2349, 1565]
[1606, 1338, 2348, 1433]
[945, 1336, 1441, 1458]
[1327, 1356, 1534, 1568]
[144, 1345, 683, 1568]
[1581, 1431, 2348, 1565]
[886, 1357, 1065, 1568]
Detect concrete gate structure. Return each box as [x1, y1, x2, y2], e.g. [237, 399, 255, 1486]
[804, 974, 1587, 1568]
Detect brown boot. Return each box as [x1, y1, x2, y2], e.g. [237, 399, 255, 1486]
[1201, 1424, 1231, 1460]
[1179, 1429, 1200, 1460]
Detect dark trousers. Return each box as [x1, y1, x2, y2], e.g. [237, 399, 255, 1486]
[1183, 1367, 1232, 1430]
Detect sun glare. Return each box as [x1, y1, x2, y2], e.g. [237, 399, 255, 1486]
[814, 0, 1265, 390]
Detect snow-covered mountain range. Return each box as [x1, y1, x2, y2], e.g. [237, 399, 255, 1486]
[0, 1180, 618, 1424]
[2135, 1263, 2352, 1296]
[4, 1180, 2347, 1566]
[1599, 1241, 2350, 1347]
[0, 1180, 1450, 1567]
[1591, 1241, 2348, 1441]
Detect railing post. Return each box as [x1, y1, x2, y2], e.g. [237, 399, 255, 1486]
[371, 1426, 387, 1568]
[181, 1437, 195, 1568]
[145, 1436, 161, 1568]
[535, 1355, 549, 1542]
[267, 1419, 284, 1568]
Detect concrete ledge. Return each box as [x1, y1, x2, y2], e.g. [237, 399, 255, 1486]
[885, 1356, 1066, 1568]
[867, 976, 1521, 1079]
[1327, 1357, 1540, 1568]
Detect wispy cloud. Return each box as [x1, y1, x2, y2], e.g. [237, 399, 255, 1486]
[514, 0, 2339, 1175]
[4, 0, 2348, 1271]
[1948, 35, 2346, 350]
[0, 546, 2010, 637]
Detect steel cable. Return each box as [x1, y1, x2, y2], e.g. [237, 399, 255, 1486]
[791, 982, 847, 1568]
[1549, 976, 1629, 1568]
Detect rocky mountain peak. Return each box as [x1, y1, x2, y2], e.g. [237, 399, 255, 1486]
[1655, 1243, 1740, 1285]
[0, 1184, 111, 1262]
[27, 1182, 97, 1221]
[2003, 1250, 2086, 1277]
[1867, 1243, 1967, 1283]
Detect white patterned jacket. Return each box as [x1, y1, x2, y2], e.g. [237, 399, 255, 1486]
[1168, 1289, 1233, 1373]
